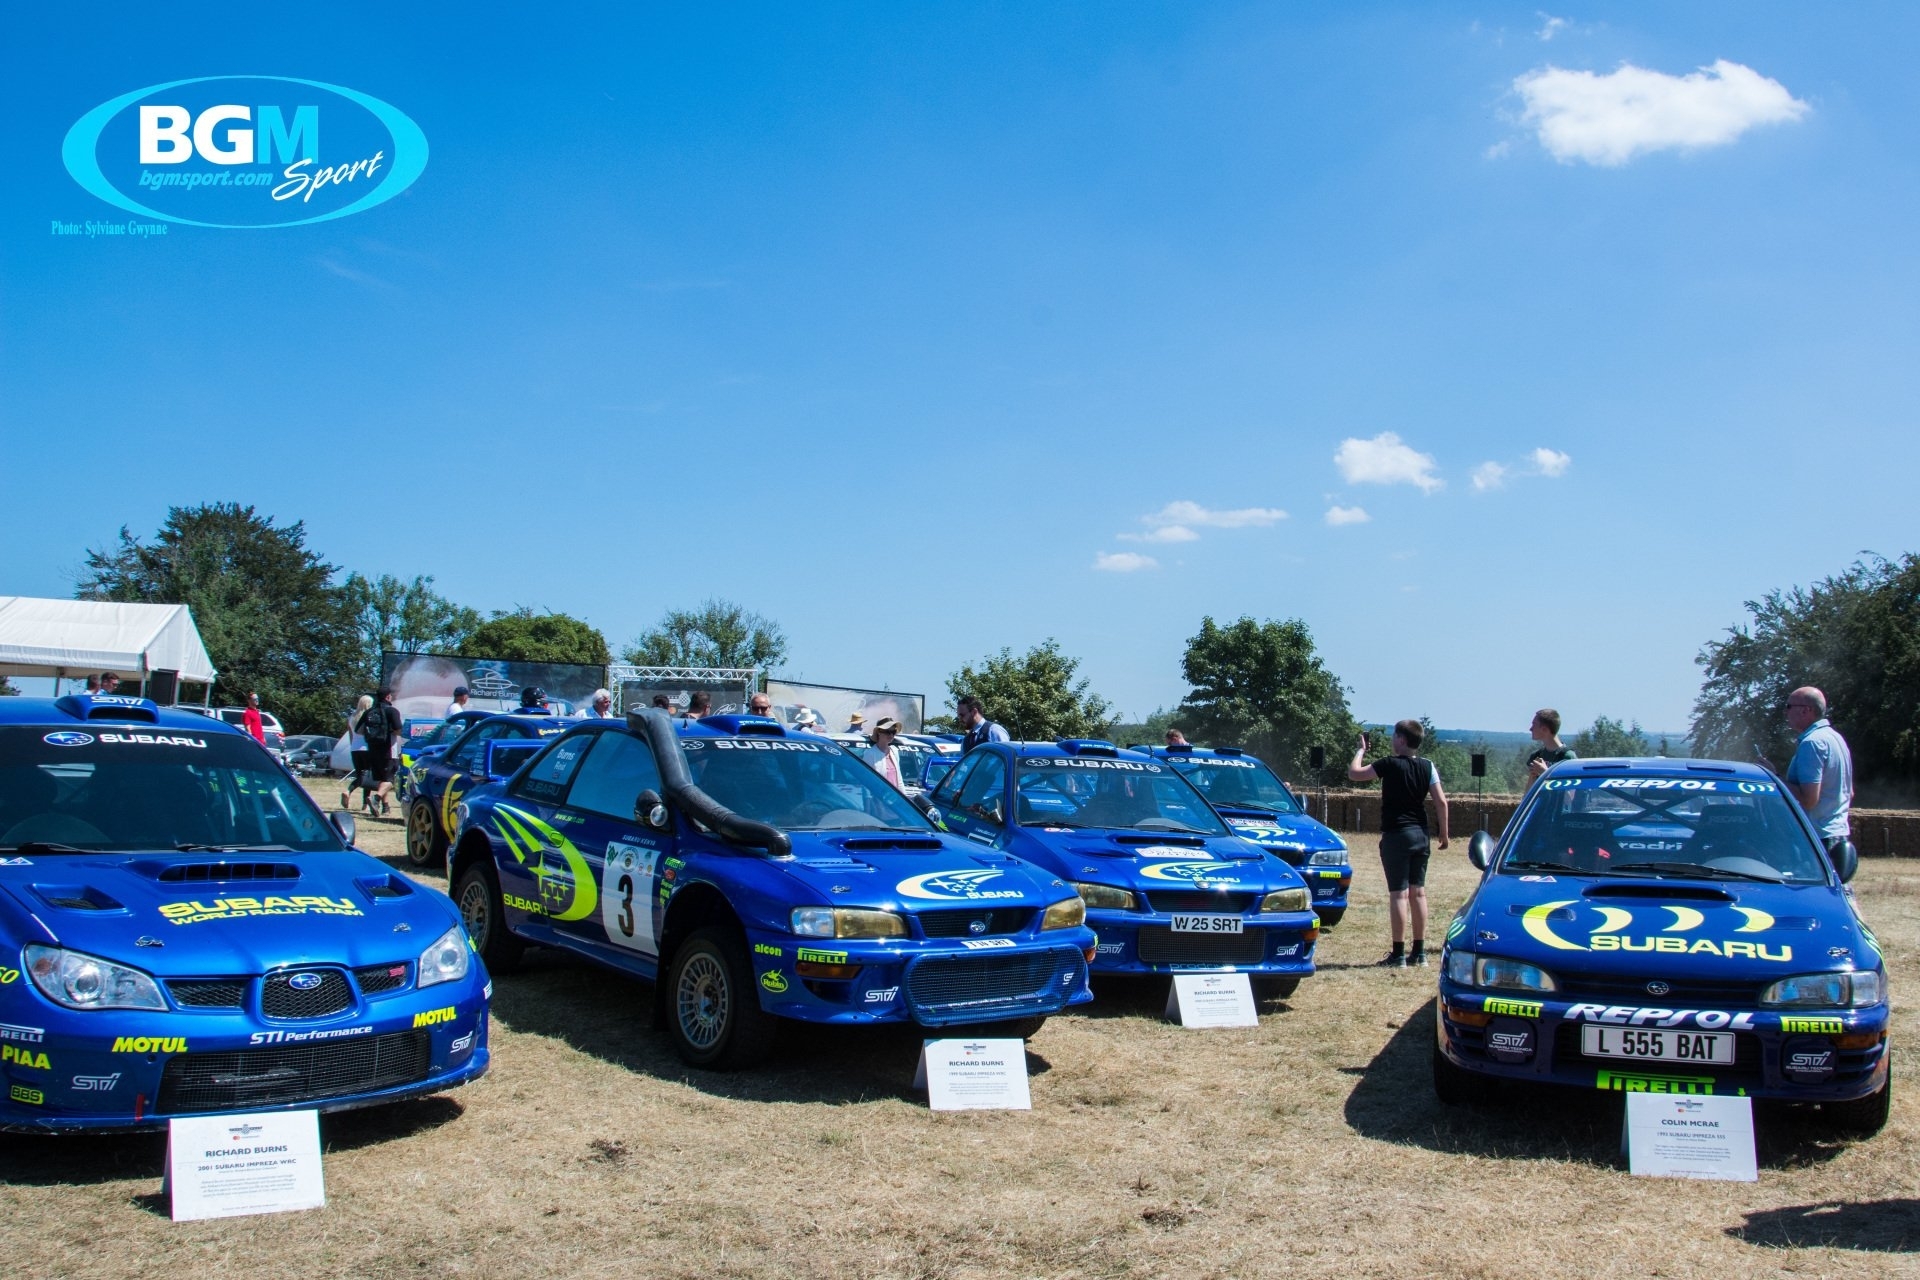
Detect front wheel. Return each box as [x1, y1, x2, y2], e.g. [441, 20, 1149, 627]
[1315, 907, 1345, 930]
[406, 800, 449, 868]
[455, 862, 523, 974]
[1827, 1061, 1892, 1136]
[1432, 1043, 1489, 1106]
[665, 926, 779, 1070]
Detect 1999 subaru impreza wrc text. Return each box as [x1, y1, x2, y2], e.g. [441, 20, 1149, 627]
[925, 740, 1320, 998]
[449, 712, 1096, 1069]
[1434, 758, 1890, 1134]
[0, 695, 490, 1132]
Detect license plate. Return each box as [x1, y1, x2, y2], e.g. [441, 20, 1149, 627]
[1170, 914, 1243, 934]
[1580, 1025, 1734, 1064]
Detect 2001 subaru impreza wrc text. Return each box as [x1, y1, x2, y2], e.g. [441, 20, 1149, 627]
[449, 711, 1096, 1069]
[925, 740, 1319, 997]
[1434, 758, 1890, 1134]
[0, 695, 490, 1132]
[1140, 744, 1353, 928]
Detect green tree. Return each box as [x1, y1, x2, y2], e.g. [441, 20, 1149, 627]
[1572, 715, 1650, 759]
[622, 599, 787, 671]
[460, 609, 611, 666]
[1109, 706, 1180, 749]
[341, 572, 482, 678]
[0, 677, 17, 696]
[1177, 616, 1358, 785]
[947, 640, 1114, 740]
[77, 503, 361, 732]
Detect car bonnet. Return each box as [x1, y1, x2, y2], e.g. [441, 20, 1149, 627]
[1212, 807, 1344, 854]
[777, 832, 1071, 910]
[1010, 827, 1303, 894]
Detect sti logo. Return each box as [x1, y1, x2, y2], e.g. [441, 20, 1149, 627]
[63, 76, 427, 229]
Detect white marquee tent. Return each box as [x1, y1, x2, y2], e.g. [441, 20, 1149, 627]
[0, 596, 217, 691]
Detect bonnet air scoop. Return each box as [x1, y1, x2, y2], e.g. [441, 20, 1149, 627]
[1111, 834, 1206, 848]
[837, 837, 944, 853]
[1581, 883, 1734, 903]
[138, 861, 302, 884]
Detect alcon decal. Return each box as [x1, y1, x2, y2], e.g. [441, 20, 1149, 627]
[1519, 900, 1792, 962]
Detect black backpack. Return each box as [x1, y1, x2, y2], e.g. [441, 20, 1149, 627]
[361, 703, 392, 744]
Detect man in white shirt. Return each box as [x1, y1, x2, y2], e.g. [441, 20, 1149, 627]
[868, 717, 907, 791]
[581, 689, 616, 719]
[444, 686, 471, 718]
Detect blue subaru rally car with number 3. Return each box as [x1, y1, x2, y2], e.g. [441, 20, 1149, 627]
[925, 740, 1320, 997]
[1435, 758, 1891, 1134]
[0, 696, 490, 1132]
[449, 712, 1096, 1069]
[1141, 745, 1352, 928]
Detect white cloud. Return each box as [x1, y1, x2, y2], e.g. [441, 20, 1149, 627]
[1142, 500, 1288, 530]
[1484, 139, 1513, 160]
[1333, 432, 1443, 493]
[1515, 60, 1809, 166]
[1530, 447, 1572, 477]
[1093, 551, 1157, 573]
[1536, 13, 1569, 41]
[1118, 524, 1200, 544]
[1324, 505, 1371, 526]
[1471, 461, 1509, 492]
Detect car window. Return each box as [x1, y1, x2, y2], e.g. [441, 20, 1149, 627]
[931, 754, 977, 805]
[446, 721, 510, 772]
[956, 753, 1008, 825]
[566, 732, 665, 821]
[1168, 755, 1303, 813]
[1014, 757, 1228, 834]
[682, 736, 931, 832]
[512, 734, 595, 805]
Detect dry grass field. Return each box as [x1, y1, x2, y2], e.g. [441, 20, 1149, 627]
[1, 787, 1915, 1279]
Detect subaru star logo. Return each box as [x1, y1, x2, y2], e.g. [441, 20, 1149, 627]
[1645, 980, 1671, 996]
[968, 917, 989, 935]
[288, 972, 324, 991]
[43, 731, 93, 747]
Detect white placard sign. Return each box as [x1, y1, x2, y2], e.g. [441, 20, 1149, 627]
[913, 1038, 1032, 1111]
[1164, 973, 1259, 1028]
[1623, 1093, 1757, 1182]
[167, 1110, 326, 1221]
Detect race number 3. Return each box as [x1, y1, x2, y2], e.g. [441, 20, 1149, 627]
[601, 842, 661, 954]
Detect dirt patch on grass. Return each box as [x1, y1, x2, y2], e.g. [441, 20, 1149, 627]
[1, 791, 1915, 1278]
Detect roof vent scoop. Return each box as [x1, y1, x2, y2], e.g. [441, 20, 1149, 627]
[55, 694, 161, 724]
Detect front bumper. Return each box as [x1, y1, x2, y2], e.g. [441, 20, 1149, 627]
[1083, 907, 1319, 976]
[1434, 979, 1891, 1102]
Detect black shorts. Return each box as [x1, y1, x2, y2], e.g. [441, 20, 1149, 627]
[364, 749, 396, 783]
[1379, 827, 1431, 892]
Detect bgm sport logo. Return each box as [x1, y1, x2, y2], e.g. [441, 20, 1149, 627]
[63, 77, 427, 229]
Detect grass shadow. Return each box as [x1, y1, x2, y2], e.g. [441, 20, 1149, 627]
[1067, 975, 1298, 1022]
[1730, 1199, 1920, 1251]
[1342, 998, 1852, 1169]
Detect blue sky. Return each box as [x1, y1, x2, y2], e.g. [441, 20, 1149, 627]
[5, 3, 1916, 733]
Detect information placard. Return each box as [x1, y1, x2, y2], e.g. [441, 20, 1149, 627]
[1623, 1093, 1757, 1182]
[913, 1038, 1032, 1111]
[1164, 973, 1260, 1028]
[167, 1110, 326, 1221]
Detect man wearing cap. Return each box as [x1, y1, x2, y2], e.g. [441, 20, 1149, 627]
[445, 686, 472, 719]
[866, 717, 908, 791]
[791, 707, 824, 734]
[581, 689, 616, 719]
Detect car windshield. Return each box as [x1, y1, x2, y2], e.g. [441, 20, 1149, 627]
[412, 718, 469, 749]
[1166, 754, 1302, 813]
[1502, 775, 1828, 883]
[0, 725, 345, 853]
[1014, 756, 1227, 835]
[891, 740, 932, 787]
[682, 736, 933, 832]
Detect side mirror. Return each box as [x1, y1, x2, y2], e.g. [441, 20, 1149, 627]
[1467, 830, 1494, 872]
[329, 810, 357, 846]
[981, 797, 1005, 827]
[1831, 839, 1859, 884]
[635, 788, 671, 831]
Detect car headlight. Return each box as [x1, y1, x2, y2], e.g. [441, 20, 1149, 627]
[789, 907, 907, 939]
[1259, 888, 1311, 913]
[1308, 850, 1346, 866]
[23, 944, 166, 1011]
[1445, 951, 1558, 993]
[1761, 970, 1884, 1009]
[417, 925, 472, 989]
[1041, 897, 1086, 930]
[1071, 882, 1136, 910]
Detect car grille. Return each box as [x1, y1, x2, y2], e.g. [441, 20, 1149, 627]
[1260, 846, 1307, 866]
[169, 978, 248, 1009]
[261, 970, 355, 1019]
[905, 949, 1085, 1024]
[156, 1030, 431, 1114]
[1144, 891, 1257, 914]
[1136, 926, 1268, 965]
[354, 963, 411, 995]
[917, 909, 1030, 938]
[1553, 1023, 1763, 1073]
[1554, 974, 1766, 1006]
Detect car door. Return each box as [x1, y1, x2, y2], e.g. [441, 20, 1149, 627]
[943, 752, 1010, 848]
[431, 720, 515, 839]
[546, 729, 674, 970]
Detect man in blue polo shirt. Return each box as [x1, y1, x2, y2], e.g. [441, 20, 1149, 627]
[1784, 686, 1853, 853]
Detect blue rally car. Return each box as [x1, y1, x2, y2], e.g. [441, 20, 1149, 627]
[396, 709, 490, 805]
[448, 711, 1097, 1069]
[1435, 758, 1891, 1134]
[1141, 744, 1353, 928]
[404, 712, 569, 868]
[0, 695, 490, 1132]
[925, 740, 1320, 997]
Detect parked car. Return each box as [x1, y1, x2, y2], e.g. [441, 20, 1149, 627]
[923, 739, 1319, 998]
[402, 713, 569, 868]
[448, 711, 1097, 1069]
[0, 693, 491, 1132]
[280, 733, 337, 776]
[397, 710, 492, 804]
[1433, 758, 1890, 1135]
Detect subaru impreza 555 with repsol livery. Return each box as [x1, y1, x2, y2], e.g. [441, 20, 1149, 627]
[925, 740, 1319, 997]
[1434, 758, 1889, 1134]
[448, 711, 1096, 1069]
[0, 696, 490, 1133]
[1139, 744, 1353, 928]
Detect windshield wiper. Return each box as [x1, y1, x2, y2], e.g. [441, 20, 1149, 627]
[1133, 821, 1215, 834]
[1501, 859, 1579, 872]
[1611, 860, 1785, 884]
[174, 843, 297, 853]
[0, 841, 94, 855]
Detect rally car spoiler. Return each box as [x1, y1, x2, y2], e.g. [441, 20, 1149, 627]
[626, 708, 793, 857]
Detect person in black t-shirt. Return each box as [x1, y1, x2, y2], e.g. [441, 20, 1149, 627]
[1525, 707, 1577, 783]
[1348, 719, 1450, 968]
